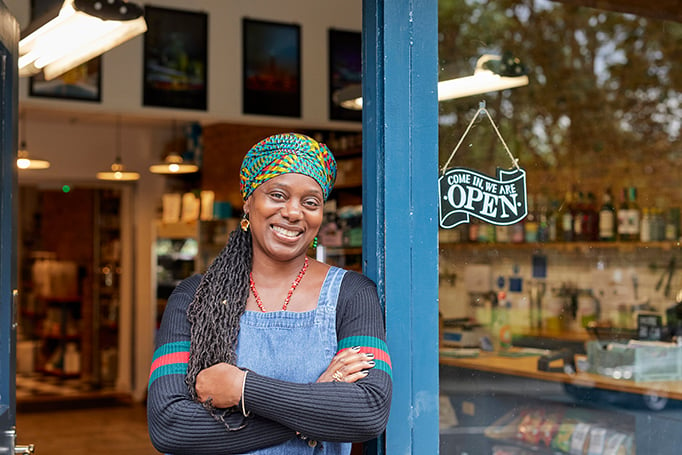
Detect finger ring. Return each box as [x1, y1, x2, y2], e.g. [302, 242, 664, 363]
[332, 370, 343, 382]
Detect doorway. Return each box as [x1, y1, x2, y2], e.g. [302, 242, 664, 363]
[16, 184, 132, 409]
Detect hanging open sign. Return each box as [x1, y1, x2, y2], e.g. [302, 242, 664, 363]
[439, 101, 528, 229]
[439, 167, 527, 228]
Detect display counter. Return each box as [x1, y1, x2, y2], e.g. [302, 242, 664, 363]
[440, 350, 682, 400]
[439, 349, 682, 454]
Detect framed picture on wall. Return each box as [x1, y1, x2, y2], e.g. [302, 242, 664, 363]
[243, 18, 301, 117]
[28, 0, 102, 102]
[328, 29, 362, 122]
[143, 5, 208, 111]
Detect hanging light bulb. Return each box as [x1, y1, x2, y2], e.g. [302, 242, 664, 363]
[96, 116, 140, 181]
[16, 110, 51, 170]
[149, 121, 199, 175]
[148, 153, 199, 174]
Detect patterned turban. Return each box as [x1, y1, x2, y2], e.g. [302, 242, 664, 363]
[240, 133, 337, 201]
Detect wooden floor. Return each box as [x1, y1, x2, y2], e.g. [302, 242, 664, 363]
[16, 403, 161, 455]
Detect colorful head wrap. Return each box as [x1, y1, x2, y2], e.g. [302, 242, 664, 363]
[240, 133, 337, 201]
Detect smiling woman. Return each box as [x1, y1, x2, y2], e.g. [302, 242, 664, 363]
[147, 133, 392, 455]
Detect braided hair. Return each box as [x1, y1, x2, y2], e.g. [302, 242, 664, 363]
[185, 225, 252, 427]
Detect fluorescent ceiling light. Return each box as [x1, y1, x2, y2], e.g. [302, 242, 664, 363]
[19, 0, 147, 80]
[335, 53, 529, 110]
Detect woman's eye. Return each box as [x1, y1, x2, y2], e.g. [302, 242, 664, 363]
[269, 191, 285, 200]
[303, 199, 321, 209]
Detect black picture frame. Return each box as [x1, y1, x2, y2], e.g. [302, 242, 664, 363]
[143, 5, 208, 111]
[328, 29, 362, 122]
[242, 18, 301, 117]
[28, 0, 102, 102]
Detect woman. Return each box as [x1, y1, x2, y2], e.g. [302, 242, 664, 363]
[147, 133, 392, 454]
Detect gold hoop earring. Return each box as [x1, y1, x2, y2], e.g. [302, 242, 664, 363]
[240, 216, 250, 232]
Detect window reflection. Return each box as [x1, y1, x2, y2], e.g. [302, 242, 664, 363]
[437, 1, 682, 453]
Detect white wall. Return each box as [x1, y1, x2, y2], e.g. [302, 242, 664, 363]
[6, 0, 363, 127]
[5, 0, 362, 401]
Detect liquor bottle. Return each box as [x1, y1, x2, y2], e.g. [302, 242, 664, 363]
[495, 224, 510, 243]
[524, 194, 539, 243]
[547, 199, 560, 242]
[665, 208, 680, 241]
[627, 187, 641, 241]
[598, 188, 616, 241]
[640, 208, 651, 242]
[557, 191, 574, 242]
[536, 194, 550, 243]
[584, 192, 599, 241]
[572, 190, 585, 241]
[617, 187, 630, 241]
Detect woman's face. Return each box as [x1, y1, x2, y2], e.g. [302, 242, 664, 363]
[244, 173, 324, 262]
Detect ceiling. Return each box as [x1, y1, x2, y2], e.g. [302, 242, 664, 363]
[552, 0, 682, 22]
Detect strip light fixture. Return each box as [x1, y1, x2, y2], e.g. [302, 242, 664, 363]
[19, 0, 147, 81]
[335, 53, 529, 110]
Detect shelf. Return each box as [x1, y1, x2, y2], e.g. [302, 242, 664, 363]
[439, 240, 682, 252]
[38, 296, 82, 304]
[323, 247, 362, 256]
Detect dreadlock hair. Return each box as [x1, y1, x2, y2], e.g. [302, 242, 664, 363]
[185, 225, 253, 428]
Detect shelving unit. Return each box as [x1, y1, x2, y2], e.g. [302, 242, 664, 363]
[154, 219, 238, 326]
[92, 189, 123, 387]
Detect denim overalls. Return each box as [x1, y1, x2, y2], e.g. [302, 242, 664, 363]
[235, 266, 351, 455]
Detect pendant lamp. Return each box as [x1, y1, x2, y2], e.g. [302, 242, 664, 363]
[16, 110, 51, 170]
[149, 122, 199, 175]
[96, 116, 140, 181]
[19, 0, 147, 81]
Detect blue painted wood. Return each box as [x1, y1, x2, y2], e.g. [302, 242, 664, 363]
[0, 0, 18, 443]
[362, 0, 440, 453]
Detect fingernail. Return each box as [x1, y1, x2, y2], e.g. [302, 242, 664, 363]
[361, 370, 369, 375]
[351, 346, 361, 351]
[367, 360, 376, 367]
[365, 353, 374, 359]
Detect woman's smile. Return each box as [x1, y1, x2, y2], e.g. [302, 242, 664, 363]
[271, 224, 303, 240]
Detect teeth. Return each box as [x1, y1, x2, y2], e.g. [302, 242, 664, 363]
[272, 225, 300, 238]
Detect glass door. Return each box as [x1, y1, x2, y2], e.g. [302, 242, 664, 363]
[437, 2, 682, 454]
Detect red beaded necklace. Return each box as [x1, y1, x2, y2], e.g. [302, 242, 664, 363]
[249, 256, 309, 312]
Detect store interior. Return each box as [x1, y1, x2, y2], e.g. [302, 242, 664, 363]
[5, 0, 682, 453]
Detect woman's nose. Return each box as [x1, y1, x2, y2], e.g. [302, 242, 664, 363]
[281, 200, 303, 220]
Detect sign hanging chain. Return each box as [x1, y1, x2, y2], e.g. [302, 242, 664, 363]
[440, 101, 521, 175]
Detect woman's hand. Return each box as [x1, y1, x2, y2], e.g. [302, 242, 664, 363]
[196, 363, 245, 408]
[317, 346, 376, 383]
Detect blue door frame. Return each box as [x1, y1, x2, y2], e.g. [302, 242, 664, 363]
[0, 0, 440, 453]
[362, 1, 440, 453]
[0, 0, 19, 451]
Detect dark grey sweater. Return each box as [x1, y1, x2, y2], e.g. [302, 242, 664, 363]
[147, 271, 392, 454]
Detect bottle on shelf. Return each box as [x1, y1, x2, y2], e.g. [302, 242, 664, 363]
[572, 189, 585, 241]
[557, 191, 574, 242]
[584, 192, 599, 241]
[536, 194, 550, 243]
[617, 186, 641, 241]
[524, 194, 539, 243]
[626, 187, 641, 241]
[547, 198, 560, 242]
[665, 208, 680, 241]
[598, 187, 616, 241]
[640, 208, 651, 242]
